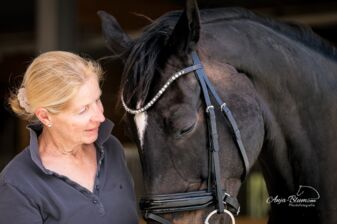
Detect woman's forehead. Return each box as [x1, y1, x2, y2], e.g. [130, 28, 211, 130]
[68, 77, 101, 109]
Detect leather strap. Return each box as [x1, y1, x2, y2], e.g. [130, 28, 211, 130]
[191, 51, 249, 180]
[145, 212, 171, 224]
[192, 55, 225, 214]
[140, 190, 240, 213]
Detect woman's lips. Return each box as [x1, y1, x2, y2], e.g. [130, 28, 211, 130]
[86, 127, 99, 132]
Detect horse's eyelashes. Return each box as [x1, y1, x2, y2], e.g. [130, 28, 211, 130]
[174, 122, 196, 139]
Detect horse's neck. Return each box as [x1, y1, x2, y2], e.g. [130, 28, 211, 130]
[200, 17, 337, 169]
[253, 49, 336, 223]
[200, 17, 337, 220]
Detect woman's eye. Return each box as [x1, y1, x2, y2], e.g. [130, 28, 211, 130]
[79, 106, 89, 114]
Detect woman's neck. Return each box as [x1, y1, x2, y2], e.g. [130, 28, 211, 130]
[38, 127, 91, 159]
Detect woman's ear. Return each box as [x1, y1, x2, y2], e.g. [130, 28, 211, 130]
[35, 108, 53, 127]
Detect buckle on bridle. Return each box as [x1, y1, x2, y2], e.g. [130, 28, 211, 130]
[206, 105, 214, 113]
[220, 103, 227, 111]
[223, 193, 240, 216]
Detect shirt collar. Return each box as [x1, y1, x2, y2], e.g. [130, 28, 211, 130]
[27, 119, 114, 174]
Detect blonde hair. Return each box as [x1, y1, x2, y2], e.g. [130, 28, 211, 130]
[9, 51, 103, 121]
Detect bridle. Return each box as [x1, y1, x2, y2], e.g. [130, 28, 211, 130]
[122, 51, 249, 224]
[121, 51, 250, 224]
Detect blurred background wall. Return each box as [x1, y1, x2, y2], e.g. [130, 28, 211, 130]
[1, 0, 337, 221]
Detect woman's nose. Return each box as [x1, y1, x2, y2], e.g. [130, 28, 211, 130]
[92, 102, 105, 122]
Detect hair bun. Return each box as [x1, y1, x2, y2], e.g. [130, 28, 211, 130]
[17, 88, 31, 113]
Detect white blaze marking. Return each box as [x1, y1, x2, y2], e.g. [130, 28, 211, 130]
[134, 110, 148, 148]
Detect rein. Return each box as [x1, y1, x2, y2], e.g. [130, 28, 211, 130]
[121, 51, 249, 224]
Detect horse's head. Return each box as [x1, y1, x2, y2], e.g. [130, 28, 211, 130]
[99, 0, 264, 223]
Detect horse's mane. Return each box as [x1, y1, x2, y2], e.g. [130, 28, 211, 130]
[121, 7, 337, 108]
[201, 7, 337, 59]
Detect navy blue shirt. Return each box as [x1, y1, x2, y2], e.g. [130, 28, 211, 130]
[0, 119, 138, 224]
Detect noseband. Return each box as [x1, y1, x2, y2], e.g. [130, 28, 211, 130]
[121, 51, 249, 224]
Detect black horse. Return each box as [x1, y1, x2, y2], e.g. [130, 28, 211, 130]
[98, 0, 337, 223]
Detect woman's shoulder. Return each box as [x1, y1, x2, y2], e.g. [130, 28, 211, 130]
[0, 148, 33, 187]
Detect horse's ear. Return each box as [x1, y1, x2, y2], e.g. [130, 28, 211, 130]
[166, 0, 200, 54]
[97, 11, 132, 59]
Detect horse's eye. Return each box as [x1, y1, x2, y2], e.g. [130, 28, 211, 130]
[175, 122, 196, 138]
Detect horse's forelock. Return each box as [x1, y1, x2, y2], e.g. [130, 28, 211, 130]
[121, 11, 182, 109]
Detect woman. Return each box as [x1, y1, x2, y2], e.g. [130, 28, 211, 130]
[0, 51, 138, 224]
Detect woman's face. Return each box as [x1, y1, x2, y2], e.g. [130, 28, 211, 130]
[50, 75, 105, 146]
